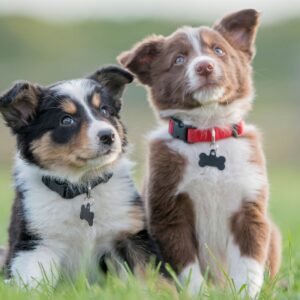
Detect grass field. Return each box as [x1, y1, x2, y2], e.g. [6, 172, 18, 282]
[0, 166, 299, 299]
[0, 14, 299, 300]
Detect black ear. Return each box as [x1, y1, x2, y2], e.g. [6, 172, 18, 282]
[0, 81, 41, 130]
[117, 35, 164, 85]
[213, 9, 260, 59]
[89, 65, 134, 99]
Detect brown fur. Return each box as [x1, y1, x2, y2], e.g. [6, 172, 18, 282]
[146, 139, 198, 272]
[231, 130, 281, 276]
[118, 12, 257, 113]
[119, 9, 281, 284]
[213, 9, 260, 59]
[231, 196, 270, 263]
[267, 224, 282, 278]
[243, 129, 266, 168]
[231, 201, 281, 279]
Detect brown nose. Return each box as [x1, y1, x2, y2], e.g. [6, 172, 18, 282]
[195, 61, 214, 76]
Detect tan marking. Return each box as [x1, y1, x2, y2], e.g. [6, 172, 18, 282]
[114, 118, 126, 147]
[124, 205, 145, 235]
[91, 93, 101, 108]
[30, 122, 94, 170]
[146, 139, 198, 273]
[61, 100, 77, 115]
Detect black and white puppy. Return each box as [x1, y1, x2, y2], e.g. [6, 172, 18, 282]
[0, 66, 163, 288]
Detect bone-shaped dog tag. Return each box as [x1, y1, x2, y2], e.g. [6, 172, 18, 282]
[199, 149, 226, 171]
[80, 202, 94, 226]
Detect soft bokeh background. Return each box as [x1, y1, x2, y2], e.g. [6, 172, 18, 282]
[0, 0, 299, 284]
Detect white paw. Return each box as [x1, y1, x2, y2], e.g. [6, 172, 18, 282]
[179, 261, 204, 296]
[4, 278, 12, 285]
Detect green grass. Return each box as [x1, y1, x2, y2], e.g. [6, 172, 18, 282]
[0, 14, 299, 299]
[0, 166, 300, 299]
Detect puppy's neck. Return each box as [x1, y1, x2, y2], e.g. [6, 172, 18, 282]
[159, 97, 252, 129]
[14, 153, 117, 185]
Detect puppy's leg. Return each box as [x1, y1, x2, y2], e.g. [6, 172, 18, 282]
[146, 140, 203, 295]
[228, 200, 271, 297]
[9, 246, 60, 289]
[151, 193, 203, 295]
[178, 258, 203, 295]
[113, 229, 168, 276]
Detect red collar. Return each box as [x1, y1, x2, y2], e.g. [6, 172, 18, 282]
[168, 118, 244, 144]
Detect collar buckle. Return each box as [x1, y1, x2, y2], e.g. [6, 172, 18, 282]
[170, 118, 193, 143]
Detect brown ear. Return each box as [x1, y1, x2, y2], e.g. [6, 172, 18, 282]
[117, 35, 164, 85]
[213, 9, 260, 59]
[0, 81, 40, 130]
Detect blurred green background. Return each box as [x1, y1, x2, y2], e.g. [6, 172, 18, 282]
[0, 14, 299, 279]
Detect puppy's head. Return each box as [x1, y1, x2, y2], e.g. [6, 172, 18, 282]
[0, 66, 133, 174]
[118, 9, 259, 118]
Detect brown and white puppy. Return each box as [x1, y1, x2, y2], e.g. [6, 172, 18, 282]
[0, 66, 166, 288]
[118, 9, 281, 297]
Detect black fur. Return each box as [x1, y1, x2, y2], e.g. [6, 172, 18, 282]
[4, 188, 41, 277]
[114, 229, 169, 277]
[0, 68, 131, 168]
[0, 67, 167, 285]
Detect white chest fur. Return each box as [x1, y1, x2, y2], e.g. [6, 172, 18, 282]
[149, 125, 266, 276]
[13, 156, 141, 278]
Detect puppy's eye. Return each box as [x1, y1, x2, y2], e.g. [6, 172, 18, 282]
[60, 116, 75, 126]
[100, 106, 110, 118]
[214, 47, 225, 56]
[174, 55, 185, 65]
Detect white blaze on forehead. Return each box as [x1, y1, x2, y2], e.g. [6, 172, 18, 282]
[182, 28, 224, 103]
[52, 79, 121, 153]
[52, 79, 96, 121]
[183, 26, 202, 55]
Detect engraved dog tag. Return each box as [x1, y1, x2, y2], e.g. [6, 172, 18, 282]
[199, 149, 226, 171]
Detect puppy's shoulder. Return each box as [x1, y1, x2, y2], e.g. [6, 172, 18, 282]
[242, 124, 263, 143]
[241, 123, 266, 167]
[147, 125, 186, 173]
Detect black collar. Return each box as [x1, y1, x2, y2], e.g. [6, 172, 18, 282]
[42, 173, 113, 199]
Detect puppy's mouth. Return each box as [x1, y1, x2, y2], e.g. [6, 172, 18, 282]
[77, 149, 113, 162]
[191, 81, 225, 104]
[192, 79, 220, 91]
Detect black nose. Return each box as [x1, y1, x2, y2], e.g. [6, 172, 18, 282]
[97, 130, 115, 146]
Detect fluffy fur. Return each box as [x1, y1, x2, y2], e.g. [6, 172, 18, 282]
[118, 9, 281, 297]
[0, 66, 165, 288]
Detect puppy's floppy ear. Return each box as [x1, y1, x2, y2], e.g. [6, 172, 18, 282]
[0, 81, 41, 130]
[117, 35, 164, 85]
[213, 9, 260, 60]
[89, 65, 133, 100]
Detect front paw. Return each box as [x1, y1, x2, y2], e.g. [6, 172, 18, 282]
[232, 265, 264, 298]
[179, 262, 205, 296]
